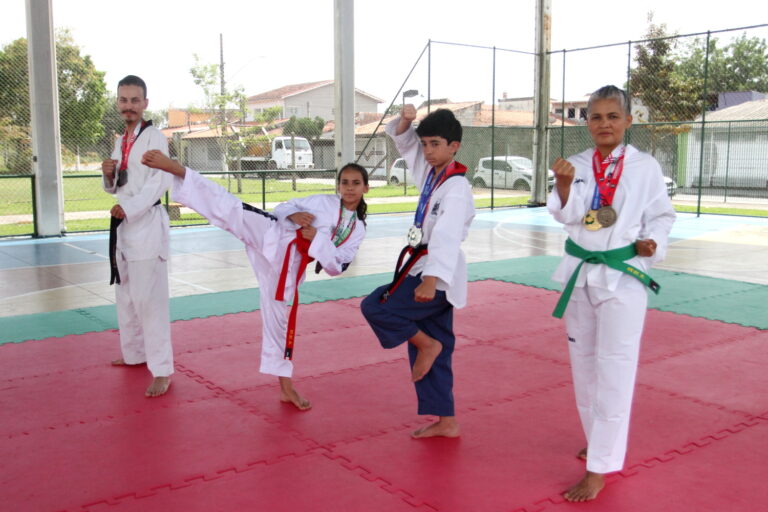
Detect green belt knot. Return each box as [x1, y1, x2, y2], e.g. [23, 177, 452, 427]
[552, 238, 661, 319]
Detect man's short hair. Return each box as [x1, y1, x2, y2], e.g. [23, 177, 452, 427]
[416, 108, 462, 143]
[117, 75, 147, 98]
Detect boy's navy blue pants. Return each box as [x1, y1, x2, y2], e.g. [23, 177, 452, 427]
[361, 274, 455, 417]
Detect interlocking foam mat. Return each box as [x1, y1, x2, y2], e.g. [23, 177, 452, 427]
[2, 278, 767, 511]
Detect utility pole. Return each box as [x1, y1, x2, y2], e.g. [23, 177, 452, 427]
[531, 0, 552, 206]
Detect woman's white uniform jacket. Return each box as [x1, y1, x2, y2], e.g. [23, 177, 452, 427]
[104, 125, 173, 261]
[547, 144, 676, 291]
[171, 169, 365, 301]
[385, 118, 475, 308]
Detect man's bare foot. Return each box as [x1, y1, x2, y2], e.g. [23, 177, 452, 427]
[411, 340, 442, 382]
[563, 471, 605, 502]
[577, 447, 588, 461]
[279, 376, 311, 411]
[111, 358, 145, 366]
[411, 417, 460, 439]
[145, 376, 171, 397]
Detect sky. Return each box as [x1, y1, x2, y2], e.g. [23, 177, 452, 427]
[2, 0, 767, 113]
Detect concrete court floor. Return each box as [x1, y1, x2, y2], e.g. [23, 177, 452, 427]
[1, 207, 767, 319]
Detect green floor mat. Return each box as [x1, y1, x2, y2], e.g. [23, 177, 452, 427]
[2, 256, 766, 345]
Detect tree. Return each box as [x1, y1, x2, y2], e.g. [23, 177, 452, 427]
[0, 29, 108, 153]
[282, 116, 325, 142]
[629, 16, 701, 123]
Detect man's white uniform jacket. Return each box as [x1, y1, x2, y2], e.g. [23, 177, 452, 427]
[104, 124, 172, 261]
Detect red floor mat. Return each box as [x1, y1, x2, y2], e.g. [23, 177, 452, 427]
[1, 280, 766, 511]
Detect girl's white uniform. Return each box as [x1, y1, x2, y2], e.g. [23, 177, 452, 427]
[547, 144, 676, 474]
[172, 169, 366, 377]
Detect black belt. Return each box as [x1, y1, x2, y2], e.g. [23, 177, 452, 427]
[380, 244, 428, 303]
[109, 199, 162, 285]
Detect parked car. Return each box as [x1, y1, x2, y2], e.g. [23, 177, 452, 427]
[472, 156, 554, 191]
[370, 158, 415, 185]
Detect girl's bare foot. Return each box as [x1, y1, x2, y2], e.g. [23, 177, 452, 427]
[411, 417, 460, 439]
[111, 358, 144, 366]
[145, 376, 171, 397]
[563, 471, 605, 502]
[279, 376, 311, 411]
[577, 447, 587, 461]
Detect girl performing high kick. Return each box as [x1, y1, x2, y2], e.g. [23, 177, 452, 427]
[142, 151, 369, 410]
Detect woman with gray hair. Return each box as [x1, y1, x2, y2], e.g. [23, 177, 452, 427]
[547, 85, 676, 501]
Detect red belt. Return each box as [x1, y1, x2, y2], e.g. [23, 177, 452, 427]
[380, 244, 428, 303]
[275, 228, 314, 360]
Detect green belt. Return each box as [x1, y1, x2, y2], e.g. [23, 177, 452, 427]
[552, 238, 661, 319]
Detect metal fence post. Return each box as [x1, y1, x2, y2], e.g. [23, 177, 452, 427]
[696, 31, 711, 218]
[491, 46, 496, 209]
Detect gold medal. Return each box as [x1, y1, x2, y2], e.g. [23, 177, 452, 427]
[596, 206, 617, 227]
[583, 209, 602, 231]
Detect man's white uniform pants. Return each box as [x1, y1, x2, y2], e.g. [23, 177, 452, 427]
[564, 274, 647, 474]
[115, 254, 173, 377]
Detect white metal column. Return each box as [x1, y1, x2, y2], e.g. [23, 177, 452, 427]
[531, 0, 552, 205]
[26, 0, 64, 236]
[334, 0, 355, 170]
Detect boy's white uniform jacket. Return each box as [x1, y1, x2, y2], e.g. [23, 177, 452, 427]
[546, 144, 676, 290]
[385, 118, 475, 309]
[104, 124, 173, 261]
[172, 169, 365, 303]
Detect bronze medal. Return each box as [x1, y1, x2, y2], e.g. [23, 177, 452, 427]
[596, 206, 617, 227]
[583, 209, 602, 231]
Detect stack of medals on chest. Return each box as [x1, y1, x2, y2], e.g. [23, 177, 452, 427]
[583, 146, 625, 231]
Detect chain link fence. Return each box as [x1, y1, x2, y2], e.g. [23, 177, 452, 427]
[2, 18, 768, 237]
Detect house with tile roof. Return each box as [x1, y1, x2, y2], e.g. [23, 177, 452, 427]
[246, 80, 383, 122]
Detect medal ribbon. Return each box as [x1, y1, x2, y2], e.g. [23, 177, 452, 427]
[590, 146, 626, 209]
[413, 161, 464, 228]
[119, 120, 147, 172]
[331, 202, 357, 247]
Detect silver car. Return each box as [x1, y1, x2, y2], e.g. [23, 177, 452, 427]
[473, 156, 554, 190]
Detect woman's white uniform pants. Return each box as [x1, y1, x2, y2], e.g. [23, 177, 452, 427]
[115, 254, 173, 377]
[564, 274, 647, 474]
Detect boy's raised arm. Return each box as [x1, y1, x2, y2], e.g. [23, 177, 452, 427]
[142, 150, 186, 178]
[395, 104, 417, 135]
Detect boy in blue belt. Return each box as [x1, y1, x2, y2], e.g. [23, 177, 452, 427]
[361, 105, 475, 438]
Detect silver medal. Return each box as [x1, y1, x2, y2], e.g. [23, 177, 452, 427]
[407, 225, 423, 247]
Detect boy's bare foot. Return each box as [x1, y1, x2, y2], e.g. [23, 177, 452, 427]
[411, 417, 460, 439]
[577, 447, 588, 461]
[279, 376, 311, 411]
[412, 340, 442, 382]
[563, 471, 605, 502]
[145, 376, 171, 397]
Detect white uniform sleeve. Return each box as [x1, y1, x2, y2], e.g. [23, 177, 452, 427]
[119, 131, 172, 221]
[172, 168, 272, 247]
[639, 161, 676, 264]
[547, 158, 590, 225]
[385, 118, 429, 186]
[308, 218, 365, 276]
[422, 182, 473, 286]
[273, 196, 310, 229]
[103, 136, 121, 194]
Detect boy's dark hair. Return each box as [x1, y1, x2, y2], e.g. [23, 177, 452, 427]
[118, 75, 147, 98]
[415, 108, 462, 144]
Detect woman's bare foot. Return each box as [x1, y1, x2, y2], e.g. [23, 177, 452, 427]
[410, 338, 442, 382]
[577, 447, 587, 461]
[145, 376, 171, 397]
[279, 376, 311, 411]
[111, 358, 144, 366]
[563, 471, 605, 502]
[411, 417, 460, 439]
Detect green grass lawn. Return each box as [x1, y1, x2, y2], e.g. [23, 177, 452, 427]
[1, 173, 767, 238]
